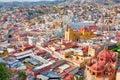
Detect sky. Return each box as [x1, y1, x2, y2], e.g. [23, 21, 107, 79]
[0, 0, 55, 2]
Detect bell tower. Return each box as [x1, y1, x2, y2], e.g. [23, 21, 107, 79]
[64, 25, 75, 41]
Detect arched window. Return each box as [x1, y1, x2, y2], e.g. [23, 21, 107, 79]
[92, 72, 95, 75]
[100, 58, 104, 61]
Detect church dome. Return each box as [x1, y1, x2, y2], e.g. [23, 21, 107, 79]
[91, 63, 103, 71]
[97, 46, 112, 62]
[79, 26, 89, 32]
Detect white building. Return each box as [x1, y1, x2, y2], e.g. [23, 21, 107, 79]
[116, 71, 120, 80]
[27, 36, 34, 46]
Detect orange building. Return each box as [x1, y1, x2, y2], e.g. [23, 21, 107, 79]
[64, 25, 96, 41]
[86, 46, 118, 80]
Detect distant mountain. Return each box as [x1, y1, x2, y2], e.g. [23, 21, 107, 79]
[0, 0, 66, 10]
[0, 0, 119, 10]
[67, 0, 120, 4]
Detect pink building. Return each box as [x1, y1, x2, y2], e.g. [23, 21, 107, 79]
[116, 31, 120, 41]
[86, 46, 118, 80]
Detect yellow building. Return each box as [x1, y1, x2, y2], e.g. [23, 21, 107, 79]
[0, 49, 8, 58]
[65, 25, 76, 41]
[65, 25, 96, 41]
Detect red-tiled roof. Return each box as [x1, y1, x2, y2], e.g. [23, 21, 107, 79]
[24, 44, 32, 48]
[48, 56, 55, 60]
[63, 42, 76, 48]
[19, 34, 27, 37]
[89, 25, 98, 31]
[10, 38, 19, 42]
[63, 74, 74, 80]
[79, 26, 89, 32]
[104, 17, 112, 20]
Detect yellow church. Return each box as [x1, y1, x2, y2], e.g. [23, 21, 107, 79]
[65, 25, 96, 41]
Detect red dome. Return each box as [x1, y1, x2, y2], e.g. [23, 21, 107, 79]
[109, 50, 115, 56]
[80, 26, 89, 32]
[97, 46, 112, 62]
[89, 46, 117, 74]
[91, 63, 103, 71]
[98, 60, 106, 67]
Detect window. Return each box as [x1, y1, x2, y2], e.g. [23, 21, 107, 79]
[87, 68, 89, 70]
[93, 72, 95, 75]
[100, 58, 104, 61]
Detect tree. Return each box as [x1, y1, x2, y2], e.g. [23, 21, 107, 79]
[118, 53, 120, 59]
[105, 12, 109, 17]
[0, 63, 9, 80]
[18, 71, 27, 80]
[117, 42, 120, 48]
[75, 76, 84, 80]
